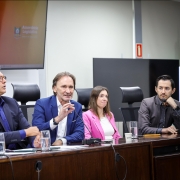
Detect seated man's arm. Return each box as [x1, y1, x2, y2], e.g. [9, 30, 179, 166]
[32, 100, 51, 131]
[4, 105, 39, 146]
[165, 97, 180, 134]
[4, 131, 25, 145]
[138, 100, 158, 135]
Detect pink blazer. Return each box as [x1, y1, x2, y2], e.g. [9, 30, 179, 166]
[82, 110, 121, 140]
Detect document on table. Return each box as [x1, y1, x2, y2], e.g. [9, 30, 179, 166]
[50, 145, 89, 151]
[3, 145, 89, 155]
[4, 151, 35, 156]
[6, 148, 37, 152]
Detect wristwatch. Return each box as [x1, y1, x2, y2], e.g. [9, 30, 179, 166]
[175, 106, 180, 111]
[53, 118, 59, 125]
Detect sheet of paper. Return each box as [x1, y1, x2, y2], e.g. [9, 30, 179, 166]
[13, 148, 36, 152]
[50, 145, 89, 151]
[4, 152, 35, 156]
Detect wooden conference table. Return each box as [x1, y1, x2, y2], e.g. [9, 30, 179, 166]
[0, 134, 180, 180]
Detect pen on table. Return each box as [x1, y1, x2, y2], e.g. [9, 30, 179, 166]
[143, 134, 161, 137]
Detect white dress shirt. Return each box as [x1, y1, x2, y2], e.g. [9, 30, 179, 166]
[50, 97, 67, 144]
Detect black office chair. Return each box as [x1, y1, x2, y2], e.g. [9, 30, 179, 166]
[119, 86, 143, 134]
[75, 88, 92, 112]
[11, 83, 40, 124]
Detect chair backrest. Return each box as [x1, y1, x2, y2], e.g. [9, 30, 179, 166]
[11, 84, 40, 105]
[75, 88, 92, 111]
[11, 83, 40, 124]
[119, 86, 143, 134]
[120, 86, 144, 105]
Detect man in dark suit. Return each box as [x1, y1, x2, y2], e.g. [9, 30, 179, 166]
[138, 75, 180, 135]
[32, 72, 84, 145]
[0, 71, 40, 149]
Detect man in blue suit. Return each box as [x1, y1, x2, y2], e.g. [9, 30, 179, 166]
[32, 72, 84, 145]
[0, 71, 40, 149]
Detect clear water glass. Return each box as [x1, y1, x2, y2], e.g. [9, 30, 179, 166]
[130, 121, 138, 139]
[0, 133, 5, 154]
[40, 130, 51, 151]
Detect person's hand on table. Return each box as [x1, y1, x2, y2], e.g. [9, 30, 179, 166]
[52, 139, 63, 146]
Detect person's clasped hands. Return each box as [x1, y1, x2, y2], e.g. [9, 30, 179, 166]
[24, 126, 41, 148]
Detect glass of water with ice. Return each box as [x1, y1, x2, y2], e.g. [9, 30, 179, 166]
[0, 133, 5, 154]
[40, 130, 51, 151]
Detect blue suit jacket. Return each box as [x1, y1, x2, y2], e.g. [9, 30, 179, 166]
[0, 96, 34, 148]
[32, 95, 84, 144]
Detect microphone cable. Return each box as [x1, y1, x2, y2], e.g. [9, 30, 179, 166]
[0, 154, 14, 180]
[111, 143, 127, 180]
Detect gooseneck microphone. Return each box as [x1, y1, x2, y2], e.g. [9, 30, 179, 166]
[74, 110, 101, 145]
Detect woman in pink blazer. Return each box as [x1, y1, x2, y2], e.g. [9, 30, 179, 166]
[82, 86, 121, 140]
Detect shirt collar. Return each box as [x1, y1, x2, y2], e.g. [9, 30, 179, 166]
[156, 96, 163, 105]
[56, 96, 62, 108]
[157, 96, 169, 107]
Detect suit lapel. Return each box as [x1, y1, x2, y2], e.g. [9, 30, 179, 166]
[154, 96, 162, 125]
[3, 103, 14, 131]
[66, 100, 75, 135]
[50, 96, 58, 134]
[0, 115, 6, 131]
[50, 96, 58, 118]
[66, 110, 74, 135]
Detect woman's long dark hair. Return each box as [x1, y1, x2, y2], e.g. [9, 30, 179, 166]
[88, 86, 112, 119]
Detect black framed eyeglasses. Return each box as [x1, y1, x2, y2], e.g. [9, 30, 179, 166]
[0, 76, 6, 82]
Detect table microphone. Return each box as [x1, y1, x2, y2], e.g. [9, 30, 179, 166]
[74, 110, 101, 145]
